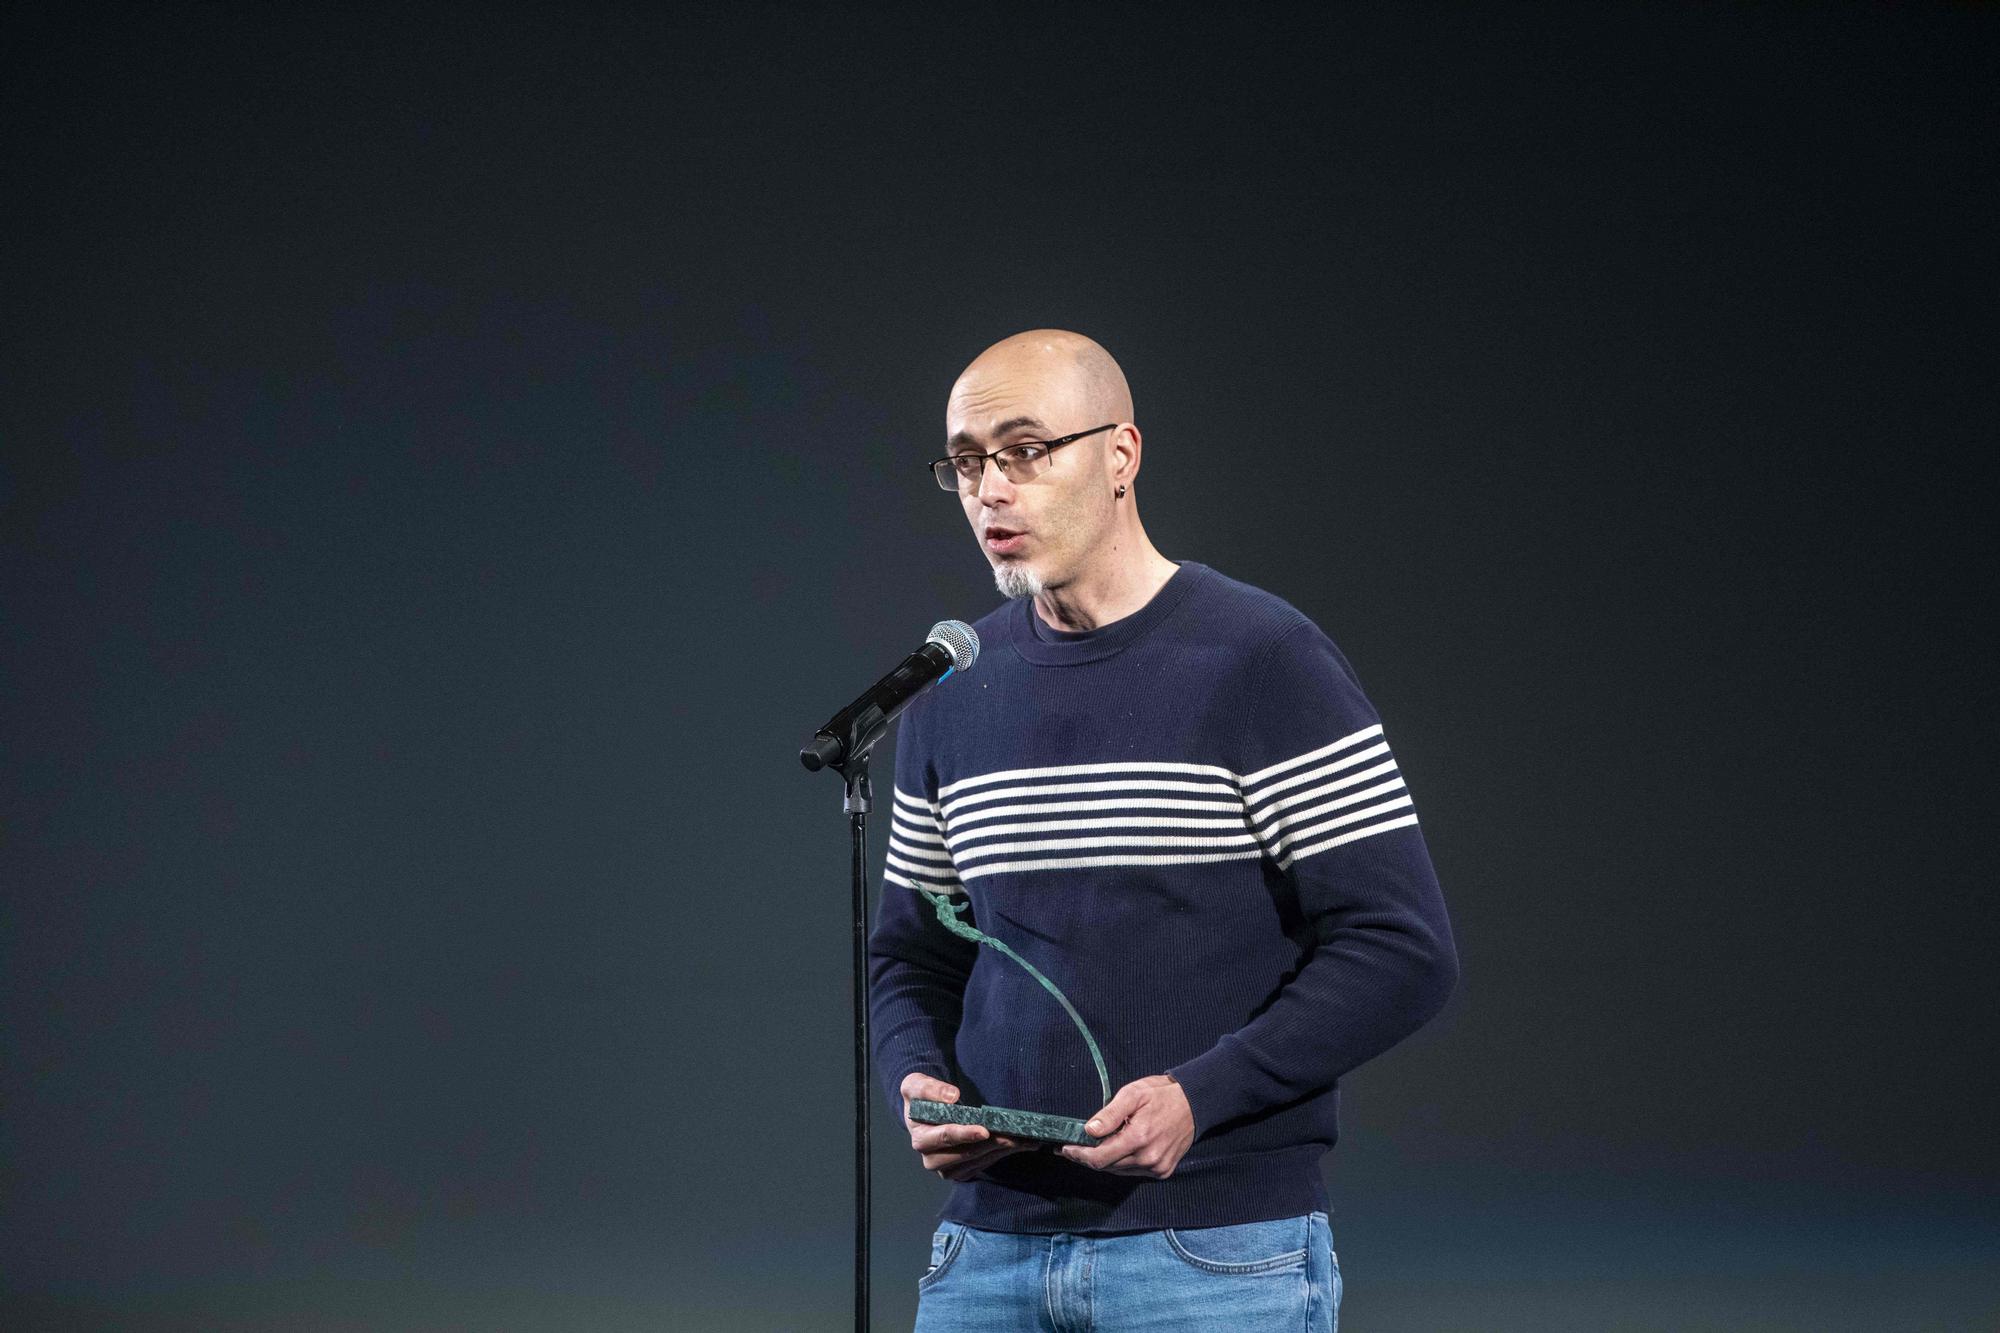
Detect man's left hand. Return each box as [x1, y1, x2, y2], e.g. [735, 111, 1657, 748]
[1058, 1074, 1195, 1179]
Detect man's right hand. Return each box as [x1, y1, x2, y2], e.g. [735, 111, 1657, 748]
[901, 1072, 1031, 1182]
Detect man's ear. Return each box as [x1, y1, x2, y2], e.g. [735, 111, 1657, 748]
[1112, 423, 1142, 485]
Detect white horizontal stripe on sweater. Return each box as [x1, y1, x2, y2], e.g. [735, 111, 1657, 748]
[936, 731, 1391, 817]
[1241, 724, 1384, 788]
[890, 813, 948, 847]
[886, 848, 962, 879]
[1241, 729, 1415, 862]
[892, 723, 1421, 881]
[947, 795, 1243, 830]
[919, 723, 1390, 812]
[1245, 759, 1400, 823]
[886, 839, 956, 869]
[1249, 775, 1406, 843]
[891, 833, 949, 857]
[948, 813, 1250, 846]
[942, 775, 1240, 819]
[938, 758, 1238, 798]
[1267, 796, 1416, 862]
[883, 865, 964, 895]
[957, 848, 1266, 882]
[953, 831, 1263, 865]
[891, 791, 952, 867]
[1278, 813, 1421, 869]
[1243, 741, 1393, 807]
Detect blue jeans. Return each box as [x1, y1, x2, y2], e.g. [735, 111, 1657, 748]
[914, 1211, 1340, 1331]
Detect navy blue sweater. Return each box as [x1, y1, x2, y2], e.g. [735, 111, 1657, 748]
[868, 561, 1458, 1233]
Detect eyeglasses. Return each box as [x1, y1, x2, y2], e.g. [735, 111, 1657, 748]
[928, 424, 1117, 494]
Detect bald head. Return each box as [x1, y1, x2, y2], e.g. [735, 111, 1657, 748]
[942, 329, 1172, 612]
[949, 329, 1134, 430]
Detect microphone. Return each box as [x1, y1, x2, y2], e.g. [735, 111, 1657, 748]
[800, 620, 979, 772]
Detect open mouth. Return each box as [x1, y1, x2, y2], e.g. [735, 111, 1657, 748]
[984, 527, 1026, 555]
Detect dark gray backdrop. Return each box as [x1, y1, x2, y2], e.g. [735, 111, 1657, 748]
[4, 4, 1994, 1330]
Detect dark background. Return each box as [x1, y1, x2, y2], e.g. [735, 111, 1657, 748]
[4, 3, 1994, 1329]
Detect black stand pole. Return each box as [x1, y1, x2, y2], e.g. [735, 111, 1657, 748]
[845, 764, 873, 1333]
[802, 634, 974, 1331]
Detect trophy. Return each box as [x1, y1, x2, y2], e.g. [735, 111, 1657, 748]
[905, 888, 1106, 1147]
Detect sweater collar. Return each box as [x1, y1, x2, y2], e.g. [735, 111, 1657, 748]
[1009, 561, 1207, 666]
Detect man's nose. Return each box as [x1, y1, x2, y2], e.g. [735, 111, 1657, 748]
[978, 460, 1019, 504]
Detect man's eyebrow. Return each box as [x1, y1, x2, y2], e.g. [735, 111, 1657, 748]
[945, 416, 1051, 452]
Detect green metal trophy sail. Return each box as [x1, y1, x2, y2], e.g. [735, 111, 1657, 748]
[905, 889, 1108, 1147]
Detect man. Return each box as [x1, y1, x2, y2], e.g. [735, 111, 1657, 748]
[868, 329, 1458, 1330]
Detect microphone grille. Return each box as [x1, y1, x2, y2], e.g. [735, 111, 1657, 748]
[926, 620, 980, 674]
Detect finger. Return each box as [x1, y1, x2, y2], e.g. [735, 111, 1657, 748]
[1060, 1122, 1139, 1172]
[1081, 1083, 1147, 1142]
[1061, 1141, 1135, 1172]
[935, 1140, 1026, 1180]
[1096, 1124, 1182, 1178]
[922, 1139, 1011, 1172]
[921, 1134, 1026, 1172]
[900, 1073, 961, 1106]
[910, 1122, 990, 1152]
[1066, 1102, 1165, 1169]
[903, 1072, 960, 1098]
[1066, 1142, 1160, 1176]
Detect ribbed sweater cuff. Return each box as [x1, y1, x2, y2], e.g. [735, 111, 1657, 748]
[1169, 1037, 1285, 1137]
[880, 1054, 956, 1123]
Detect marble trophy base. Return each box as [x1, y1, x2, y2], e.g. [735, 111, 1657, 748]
[909, 1099, 1101, 1147]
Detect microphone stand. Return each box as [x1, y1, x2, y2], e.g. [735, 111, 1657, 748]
[839, 759, 873, 1333]
[801, 625, 974, 1332]
[805, 731, 883, 1332]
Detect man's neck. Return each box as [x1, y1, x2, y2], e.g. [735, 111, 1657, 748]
[1032, 542, 1180, 633]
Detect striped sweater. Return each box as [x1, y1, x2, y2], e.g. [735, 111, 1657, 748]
[868, 560, 1458, 1233]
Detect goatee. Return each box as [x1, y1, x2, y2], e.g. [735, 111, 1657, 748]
[993, 561, 1044, 599]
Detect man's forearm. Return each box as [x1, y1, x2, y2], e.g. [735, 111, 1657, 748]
[867, 884, 976, 1118]
[1169, 876, 1458, 1135]
[869, 958, 966, 1115]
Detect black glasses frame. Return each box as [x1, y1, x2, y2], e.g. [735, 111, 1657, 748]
[927, 423, 1117, 493]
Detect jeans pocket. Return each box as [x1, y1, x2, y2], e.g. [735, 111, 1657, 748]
[1163, 1215, 1310, 1275]
[1316, 1210, 1339, 1274]
[919, 1221, 967, 1290]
